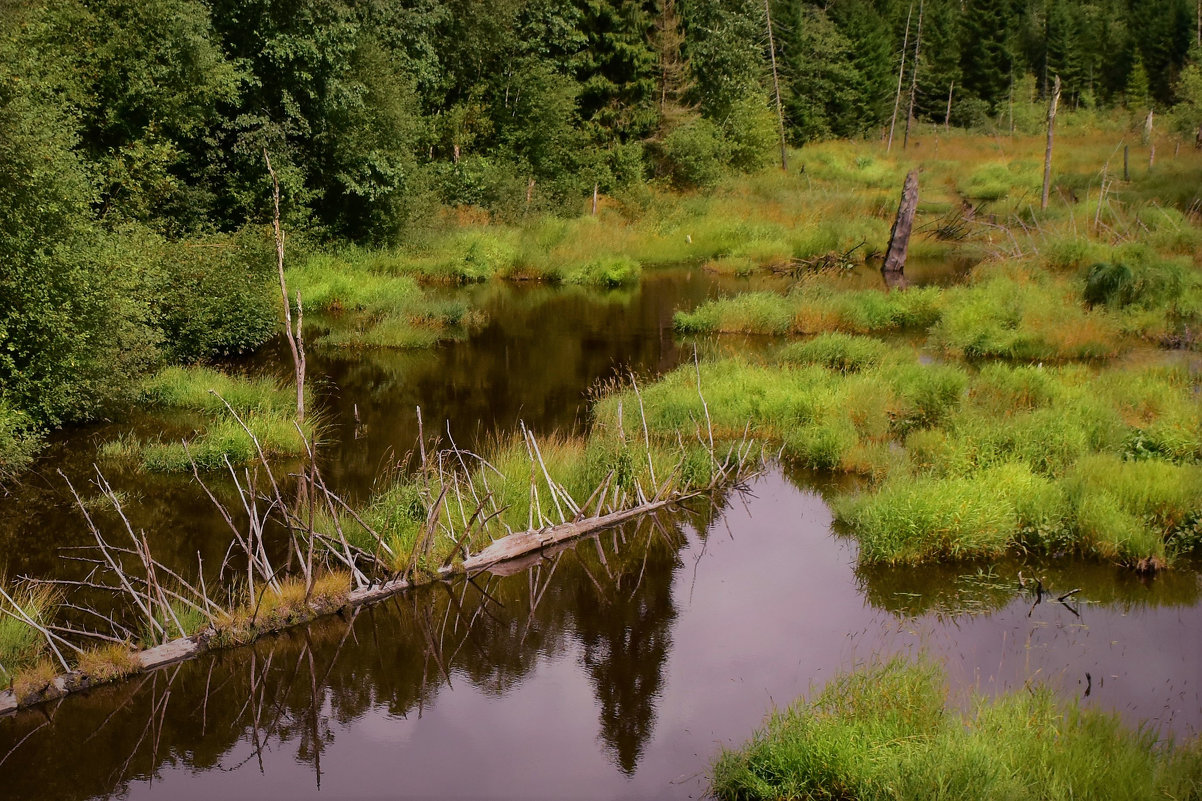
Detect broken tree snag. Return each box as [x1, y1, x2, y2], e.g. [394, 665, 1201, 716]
[882, 169, 919, 277]
[1041, 75, 1060, 211]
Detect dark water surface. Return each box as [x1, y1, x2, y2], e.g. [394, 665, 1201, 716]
[2, 264, 1200, 799]
[1, 470, 1199, 800]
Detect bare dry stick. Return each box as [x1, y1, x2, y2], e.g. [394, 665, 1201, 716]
[264, 149, 305, 424]
[628, 373, 657, 488]
[903, 0, 923, 150]
[61, 471, 165, 642]
[764, 0, 788, 170]
[888, 3, 913, 152]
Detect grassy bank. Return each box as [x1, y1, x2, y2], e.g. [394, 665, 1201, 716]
[594, 352, 1202, 567]
[98, 366, 316, 472]
[711, 657, 1202, 801]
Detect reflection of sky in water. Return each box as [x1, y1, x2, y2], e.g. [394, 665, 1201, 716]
[2, 470, 1198, 801]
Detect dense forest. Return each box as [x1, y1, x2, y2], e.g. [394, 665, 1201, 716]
[2, 0, 1201, 472]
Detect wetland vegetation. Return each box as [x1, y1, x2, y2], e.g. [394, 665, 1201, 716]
[3, 0, 1202, 797]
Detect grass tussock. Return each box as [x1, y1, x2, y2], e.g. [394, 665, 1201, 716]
[0, 583, 57, 682]
[711, 657, 1202, 801]
[74, 644, 140, 684]
[100, 366, 316, 472]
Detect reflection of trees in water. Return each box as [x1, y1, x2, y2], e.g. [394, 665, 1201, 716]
[0, 512, 698, 800]
[574, 524, 680, 774]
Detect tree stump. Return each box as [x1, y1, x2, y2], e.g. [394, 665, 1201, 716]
[882, 169, 919, 278]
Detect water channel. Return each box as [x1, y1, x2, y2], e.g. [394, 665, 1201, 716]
[1, 266, 1199, 799]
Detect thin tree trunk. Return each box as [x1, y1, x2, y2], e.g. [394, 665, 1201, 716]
[903, 0, 924, 150]
[1146, 110, 1155, 168]
[945, 81, 954, 131]
[883, 169, 919, 277]
[1041, 75, 1060, 211]
[591, 183, 599, 216]
[264, 150, 305, 424]
[764, 0, 788, 170]
[888, 3, 913, 152]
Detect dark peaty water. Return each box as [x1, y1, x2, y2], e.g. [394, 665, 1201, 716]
[1, 264, 1199, 799]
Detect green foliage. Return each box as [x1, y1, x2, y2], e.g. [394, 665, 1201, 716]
[711, 657, 1202, 801]
[656, 117, 731, 188]
[0, 402, 41, 481]
[565, 255, 642, 287]
[0, 584, 56, 681]
[779, 333, 892, 373]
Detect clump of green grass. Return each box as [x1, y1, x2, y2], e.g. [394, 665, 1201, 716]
[834, 463, 1052, 564]
[140, 413, 311, 472]
[1081, 247, 1202, 345]
[779, 333, 893, 373]
[676, 292, 794, 335]
[564, 255, 642, 287]
[711, 656, 1202, 801]
[932, 271, 1121, 361]
[0, 583, 56, 682]
[142, 366, 295, 415]
[104, 366, 314, 472]
[288, 254, 423, 314]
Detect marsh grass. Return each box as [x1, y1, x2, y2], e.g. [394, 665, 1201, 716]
[343, 431, 727, 575]
[74, 644, 140, 683]
[0, 583, 56, 682]
[289, 255, 487, 349]
[102, 366, 317, 472]
[600, 355, 1201, 566]
[711, 657, 1202, 801]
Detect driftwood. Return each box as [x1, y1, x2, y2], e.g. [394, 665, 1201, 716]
[882, 169, 919, 276]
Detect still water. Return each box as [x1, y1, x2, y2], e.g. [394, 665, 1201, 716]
[1, 265, 1199, 799]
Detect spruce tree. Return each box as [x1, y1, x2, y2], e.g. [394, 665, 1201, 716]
[960, 0, 1016, 112]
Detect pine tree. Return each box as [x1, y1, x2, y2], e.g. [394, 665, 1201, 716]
[960, 0, 1016, 112]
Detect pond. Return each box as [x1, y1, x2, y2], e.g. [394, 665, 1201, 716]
[1, 262, 1198, 799]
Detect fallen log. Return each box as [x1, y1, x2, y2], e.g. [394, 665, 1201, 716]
[0, 488, 711, 716]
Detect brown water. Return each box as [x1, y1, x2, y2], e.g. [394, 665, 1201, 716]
[0, 469, 1198, 800]
[2, 263, 1200, 799]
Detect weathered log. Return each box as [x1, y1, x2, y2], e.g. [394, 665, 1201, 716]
[882, 169, 919, 276]
[0, 488, 709, 717]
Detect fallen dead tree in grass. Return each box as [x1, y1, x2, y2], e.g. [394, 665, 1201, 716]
[1, 387, 761, 714]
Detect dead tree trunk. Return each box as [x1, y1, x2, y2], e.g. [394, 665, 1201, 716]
[1145, 110, 1155, 168]
[888, 3, 913, 153]
[903, 0, 924, 150]
[882, 169, 919, 279]
[945, 81, 954, 132]
[264, 150, 305, 424]
[1040, 75, 1060, 211]
[764, 0, 788, 171]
